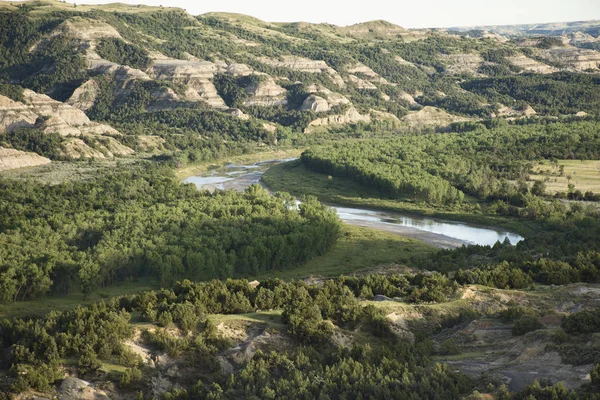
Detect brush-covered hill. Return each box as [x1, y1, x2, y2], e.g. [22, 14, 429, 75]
[1, 0, 600, 169]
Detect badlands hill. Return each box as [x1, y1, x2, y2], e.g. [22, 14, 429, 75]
[0, 0, 599, 169]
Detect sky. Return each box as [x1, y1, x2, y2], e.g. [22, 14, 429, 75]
[60, 0, 600, 28]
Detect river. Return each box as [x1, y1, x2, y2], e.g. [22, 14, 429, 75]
[183, 160, 524, 249]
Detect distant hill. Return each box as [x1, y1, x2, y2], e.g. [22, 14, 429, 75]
[1, 0, 599, 166]
[450, 19, 600, 37]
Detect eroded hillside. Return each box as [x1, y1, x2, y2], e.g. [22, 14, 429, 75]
[1, 0, 599, 170]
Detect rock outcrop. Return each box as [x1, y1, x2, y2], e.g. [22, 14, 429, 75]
[305, 85, 350, 107]
[93, 135, 136, 157]
[305, 107, 370, 132]
[494, 104, 537, 118]
[345, 62, 390, 84]
[147, 86, 181, 111]
[401, 106, 469, 129]
[300, 95, 330, 112]
[395, 56, 417, 68]
[398, 91, 420, 106]
[1, 90, 126, 143]
[66, 79, 100, 111]
[258, 56, 345, 87]
[243, 76, 287, 107]
[39, 115, 82, 136]
[150, 60, 228, 108]
[226, 63, 254, 76]
[61, 138, 106, 159]
[229, 108, 250, 120]
[506, 55, 558, 74]
[0, 147, 51, 171]
[539, 47, 600, 71]
[22, 90, 91, 127]
[58, 377, 111, 400]
[441, 53, 484, 75]
[347, 74, 378, 90]
[0, 95, 39, 132]
[60, 17, 122, 41]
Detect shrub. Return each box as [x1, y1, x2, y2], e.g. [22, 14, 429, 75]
[512, 316, 544, 336]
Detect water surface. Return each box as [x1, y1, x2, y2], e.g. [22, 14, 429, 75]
[183, 160, 524, 248]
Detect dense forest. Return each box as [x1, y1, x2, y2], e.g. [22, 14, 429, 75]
[0, 165, 340, 302]
[301, 120, 600, 204]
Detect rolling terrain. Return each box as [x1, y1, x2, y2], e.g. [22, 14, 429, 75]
[1, 1, 600, 399]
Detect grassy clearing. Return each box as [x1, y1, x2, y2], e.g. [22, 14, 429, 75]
[0, 279, 156, 319]
[253, 224, 437, 281]
[208, 311, 285, 330]
[263, 160, 537, 236]
[530, 159, 600, 194]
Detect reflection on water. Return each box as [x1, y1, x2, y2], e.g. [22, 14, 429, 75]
[334, 206, 522, 246]
[183, 160, 524, 247]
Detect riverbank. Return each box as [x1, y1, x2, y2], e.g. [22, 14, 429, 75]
[175, 148, 305, 180]
[262, 159, 539, 238]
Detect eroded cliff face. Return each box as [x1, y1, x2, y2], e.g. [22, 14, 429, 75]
[66, 79, 100, 111]
[440, 53, 484, 75]
[0, 95, 39, 132]
[0, 89, 135, 163]
[539, 47, 600, 71]
[401, 106, 470, 129]
[2, 2, 596, 172]
[243, 76, 288, 107]
[150, 60, 228, 108]
[506, 55, 558, 74]
[305, 107, 371, 133]
[258, 56, 346, 87]
[1, 90, 126, 139]
[305, 85, 350, 107]
[300, 95, 330, 112]
[0, 147, 51, 171]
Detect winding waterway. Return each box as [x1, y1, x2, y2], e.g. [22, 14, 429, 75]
[183, 160, 524, 249]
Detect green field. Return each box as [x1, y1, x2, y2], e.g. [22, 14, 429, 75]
[530, 159, 600, 194]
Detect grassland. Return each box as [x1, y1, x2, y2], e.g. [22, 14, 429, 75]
[208, 310, 285, 330]
[262, 159, 538, 236]
[253, 224, 436, 281]
[530, 159, 600, 194]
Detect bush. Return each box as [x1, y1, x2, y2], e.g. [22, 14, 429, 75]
[439, 339, 460, 355]
[512, 316, 544, 336]
[78, 346, 102, 375]
[592, 363, 600, 385]
[119, 367, 142, 388]
[498, 306, 534, 323]
[561, 309, 600, 334]
[96, 38, 152, 70]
